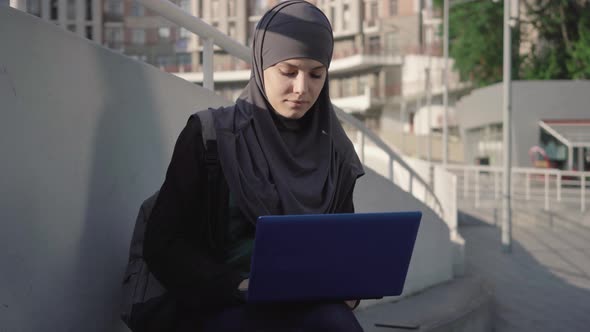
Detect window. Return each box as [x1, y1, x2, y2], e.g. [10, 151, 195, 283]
[330, 5, 335, 28]
[67, 24, 76, 33]
[157, 55, 175, 67]
[389, 0, 398, 16]
[177, 53, 192, 66]
[228, 0, 237, 17]
[228, 22, 237, 38]
[86, 0, 93, 20]
[131, 29, 146, 44]
[67, 0, 76, 20]
[131, 0, 144, 16]
[385, 32, 397, 53]
[50, 0, 58, 20]
[158, 27, 171, 39]
[365, 1, 378, 26]
[85, 26, 93, 39]
[342, 77, 355, 97]
[343, 4, 350, 30]
[104, 0, 123, 15]
[106, 27, 123, 42]
[368, 35, 380, 54]
[211, 0, 219, 18]
[27, 0, 41, 17]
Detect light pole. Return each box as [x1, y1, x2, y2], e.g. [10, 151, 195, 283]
[501, 0, 513, 253]
[443, 0, 449, 165]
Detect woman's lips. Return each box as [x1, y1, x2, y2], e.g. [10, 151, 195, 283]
[286, 100, 308, 106]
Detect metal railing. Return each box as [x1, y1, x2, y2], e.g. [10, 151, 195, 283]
[336, 110, 444, 218]
[138, 0, 446, 219]
[445, 165, 589, 213]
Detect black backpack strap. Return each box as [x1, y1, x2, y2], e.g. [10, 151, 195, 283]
[194, 109, 223, 250]
[195, 108, 217, 147]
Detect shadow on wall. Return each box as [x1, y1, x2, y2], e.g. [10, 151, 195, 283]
[73, 34, 167, 331]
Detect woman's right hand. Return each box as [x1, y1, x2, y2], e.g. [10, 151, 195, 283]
[238, 278, 249, 291]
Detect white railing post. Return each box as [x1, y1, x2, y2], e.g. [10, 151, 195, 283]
[360, 132, 365, 164]
[510, 169, 515, 199]
[463, 168, 469, 198]
[202, 38, 214, 91]
[475, 169, 480, 208]
[557, 172, 562, 202]
[388, 157, 393, 182]
[494, 170, 499, 200]
[545, 171, 549, 211]
[582, 174, 586, 212]
[526, 171, 530, 200]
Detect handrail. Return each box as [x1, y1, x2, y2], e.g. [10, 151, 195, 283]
[334, 107, 444, 217]
[139, 0, 251, 62]
[140, 0, 445, 218]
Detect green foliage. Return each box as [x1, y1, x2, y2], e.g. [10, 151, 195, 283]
[519, 0, 590, 80]
[434, 0, 519, 87]
[434, 0, 590, 86]
[566, 12, 590, 79]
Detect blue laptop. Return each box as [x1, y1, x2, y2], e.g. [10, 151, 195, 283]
[246, 211, 422, 303]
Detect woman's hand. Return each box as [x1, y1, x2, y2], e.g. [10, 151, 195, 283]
[345, 300, 359, 309]
[238, 278, 249, 291]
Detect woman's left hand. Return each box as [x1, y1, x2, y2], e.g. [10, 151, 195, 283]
[345, 300, 359, 309]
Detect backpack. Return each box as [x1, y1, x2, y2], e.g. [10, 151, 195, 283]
[120, 109, 219, 329]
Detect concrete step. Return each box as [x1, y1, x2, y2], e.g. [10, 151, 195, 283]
[355, 275, 493, 332]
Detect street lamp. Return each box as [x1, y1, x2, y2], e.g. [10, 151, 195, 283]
[443, 0, 515, 252]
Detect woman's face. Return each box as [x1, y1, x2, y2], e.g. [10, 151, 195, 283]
[263, 58, 327, 119]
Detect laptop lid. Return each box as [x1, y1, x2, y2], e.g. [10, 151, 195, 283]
[246, 211, 422, 303]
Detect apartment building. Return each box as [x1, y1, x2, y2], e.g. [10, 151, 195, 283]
[178, 0, 442, 119]
[8, 0, 103, 42]
[7, 0, 459, 128]
[103, 0, 196, 72]
[6, 0, 194, 72]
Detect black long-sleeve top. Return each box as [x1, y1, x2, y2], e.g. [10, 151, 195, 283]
[143, 115, 356, 312]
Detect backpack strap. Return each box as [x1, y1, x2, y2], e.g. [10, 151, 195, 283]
[193, 109, 223, 250]
[195, 108, 217, 147]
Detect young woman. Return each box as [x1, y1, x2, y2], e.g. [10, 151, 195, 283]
[143, 1, 365, 331]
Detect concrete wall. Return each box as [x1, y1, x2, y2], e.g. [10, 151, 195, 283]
[455, 81, 590, 167]
[354, 168, 454, 309]
[0, 7, 232, 331]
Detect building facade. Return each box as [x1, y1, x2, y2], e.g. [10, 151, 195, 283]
[178, 0, 452, 124]
[456, 81, 590, 170]
[8, 0, 103, 42]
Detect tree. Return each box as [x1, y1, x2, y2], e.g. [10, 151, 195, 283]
[566, 9, 590, 79]
[435, 0, 590, 85]
[434, 0, 519, 87]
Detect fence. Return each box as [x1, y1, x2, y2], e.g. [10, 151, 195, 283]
[445, 165, 589, 213]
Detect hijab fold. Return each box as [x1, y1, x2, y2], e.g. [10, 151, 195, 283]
[212, 0, 364, 223]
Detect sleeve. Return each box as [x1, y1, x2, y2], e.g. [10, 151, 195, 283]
[143, 116, 245, 311]
[337, 181, 356, 214]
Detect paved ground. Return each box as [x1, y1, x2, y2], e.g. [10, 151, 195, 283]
[459, 205, 590, 332]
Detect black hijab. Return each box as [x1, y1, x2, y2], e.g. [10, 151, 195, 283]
[212, 0, 364, 223]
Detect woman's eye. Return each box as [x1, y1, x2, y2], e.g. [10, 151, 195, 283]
[310, 73, 323, 79]
[280, 71, 297, 77]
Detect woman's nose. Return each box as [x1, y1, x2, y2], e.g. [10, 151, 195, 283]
[293, 73, 308, 95]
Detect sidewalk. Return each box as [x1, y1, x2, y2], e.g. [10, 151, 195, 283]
[459, 207, 590, 331]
